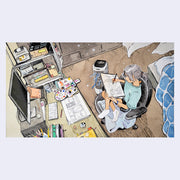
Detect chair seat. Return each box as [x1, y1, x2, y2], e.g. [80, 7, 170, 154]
[126, 107, 147, 120]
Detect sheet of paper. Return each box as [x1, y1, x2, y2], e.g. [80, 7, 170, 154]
[48, 102, 58, 120]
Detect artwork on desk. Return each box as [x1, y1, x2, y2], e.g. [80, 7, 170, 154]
[61, 93, 91, 124]
[6, 42, 174, 138]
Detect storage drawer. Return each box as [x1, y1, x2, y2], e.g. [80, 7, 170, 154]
[60, 43, 99, 54]
[80, 45, 102, 58]
[101, 43, 122, 51]
[62, 51, 81, 67]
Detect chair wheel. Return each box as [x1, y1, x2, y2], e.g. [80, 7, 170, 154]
[118, 127, 125, 130]
[101, 118, 105, 124]
[132, 124, 138, 130]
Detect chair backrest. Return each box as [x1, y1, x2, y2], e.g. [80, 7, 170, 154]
[137, 74, 152, 108]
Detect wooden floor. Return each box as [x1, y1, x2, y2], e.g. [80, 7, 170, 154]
[62, 43, 168, 137]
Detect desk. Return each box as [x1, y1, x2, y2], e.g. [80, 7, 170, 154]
[20, 99, 47, 137]
[45, 92, 107, 137]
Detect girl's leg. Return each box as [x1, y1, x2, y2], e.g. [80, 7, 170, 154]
[105, 97, 110, 110]
[98, 91, 110, 118]
[109, 100, 115, 111]
[110, 97, 128, 110]
[116, 99, 128, 109]
[110, 100, 119, 122]
[102, 90, 108, 99]
[102, 91, 110, 110]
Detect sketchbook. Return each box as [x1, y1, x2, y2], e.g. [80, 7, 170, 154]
[101, 73, 125, 98]
[61, 93, 91, 124]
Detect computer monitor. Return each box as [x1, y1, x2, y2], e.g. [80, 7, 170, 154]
[8, 69, 31, 123]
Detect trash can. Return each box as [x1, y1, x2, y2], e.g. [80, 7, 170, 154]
[92, 60, 108, 94]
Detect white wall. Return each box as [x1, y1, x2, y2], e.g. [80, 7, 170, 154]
[6, 43, 22, 137]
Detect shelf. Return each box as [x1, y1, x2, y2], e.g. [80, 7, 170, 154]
[31, 74, 63, 88]
[12, 43, 64, 89]
[22, 67, 45, 78]
[15, 53, 54, 69]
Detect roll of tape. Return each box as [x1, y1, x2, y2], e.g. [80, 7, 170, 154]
[80, 122, 86, 128]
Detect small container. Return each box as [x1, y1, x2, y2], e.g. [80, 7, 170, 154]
[80, 122, 86, 128]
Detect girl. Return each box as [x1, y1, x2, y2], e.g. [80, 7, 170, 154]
[98, 64, 143, 122]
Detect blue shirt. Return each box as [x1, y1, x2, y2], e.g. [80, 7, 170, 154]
[124, 81, 141, 109]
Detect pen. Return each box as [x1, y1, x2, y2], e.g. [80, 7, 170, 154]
[40, 129, 44, 136]
[58, 124, 64, 137]
[60, 109, 63, 118]
[60, 125, 64, 137]
[113, 73, 117, 84]
[47, 128, 49, 137]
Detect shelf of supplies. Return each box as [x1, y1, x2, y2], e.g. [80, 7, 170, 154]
[22, 67, 46, 78]
[15, 53, 54, 69]
[31, 74, 63, 88]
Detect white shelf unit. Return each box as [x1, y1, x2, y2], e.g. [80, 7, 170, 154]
[12, 43, 63, 88]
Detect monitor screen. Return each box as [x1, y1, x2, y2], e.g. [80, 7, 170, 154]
[9, 70, 27, 119]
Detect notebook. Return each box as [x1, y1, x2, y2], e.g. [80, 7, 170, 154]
[101, 73, 125, 98]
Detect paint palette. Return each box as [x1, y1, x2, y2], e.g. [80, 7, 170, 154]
[67, 86, 77, 97]
[55, 87, 67, 101]
[59, 78, 77, 94]
[55, 77, 79, 101]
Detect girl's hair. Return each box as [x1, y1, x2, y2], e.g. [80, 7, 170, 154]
[122, 64, 145, 81]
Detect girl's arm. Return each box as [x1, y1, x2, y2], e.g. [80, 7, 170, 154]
[132, 79, 141, 87]
[119, 79, 125, 83]
[112, 79, 125, 83]
[132, 75, 141, 87]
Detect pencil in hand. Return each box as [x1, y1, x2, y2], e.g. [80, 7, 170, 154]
[113, 73, 117, 84]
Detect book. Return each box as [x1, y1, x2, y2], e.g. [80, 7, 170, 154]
[78, 128, 97, 138]
[27, 87, 41, 99]
[61, 93, 91, 124]
[101, 73, 125, 98]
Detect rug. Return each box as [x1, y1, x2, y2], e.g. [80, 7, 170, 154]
[62, 44, 166, 137]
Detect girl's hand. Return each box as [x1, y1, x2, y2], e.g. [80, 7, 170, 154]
[133, 79, 140, 87]
[132, 75, 140, 86]
[110, 97, 117, 103]
[112, 78, 119, 83]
